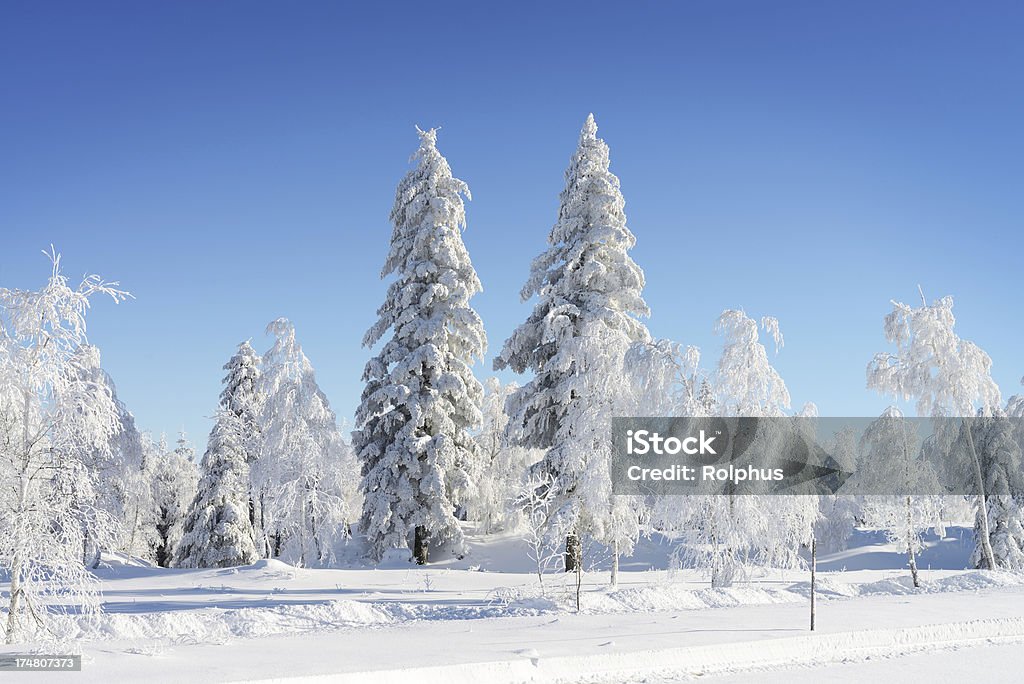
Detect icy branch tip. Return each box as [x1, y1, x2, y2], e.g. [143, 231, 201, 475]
[414, 125, 439, 148]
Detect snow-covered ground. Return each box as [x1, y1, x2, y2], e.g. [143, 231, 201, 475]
[2, 526, 1023, 682]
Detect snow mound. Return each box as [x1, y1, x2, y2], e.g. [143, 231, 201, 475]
[71, 596, 558, 644]
[585, 569, 1024, 614]
[787, 569, 1024, 600]
[588, 583, 805, 613]
[85, 600, 396, 643]
[377, 549, 413, 568]
[245, 559, 297, 573]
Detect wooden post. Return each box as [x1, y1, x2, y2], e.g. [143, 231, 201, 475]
[810, 537, 816, 631]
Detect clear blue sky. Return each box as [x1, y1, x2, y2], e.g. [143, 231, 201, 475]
[2, 1, 1022, 447]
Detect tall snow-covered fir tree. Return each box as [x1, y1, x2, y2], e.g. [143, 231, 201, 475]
[354, 127, 487, 564]
[494, 114, 650, 572]
[219, 341, 265, 552]
[175, 409, 258, 568]
[220, 341, 262, 460]
[258, 318, 357, 567]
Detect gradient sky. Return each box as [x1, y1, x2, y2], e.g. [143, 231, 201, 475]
[2, 1, 1022, 448]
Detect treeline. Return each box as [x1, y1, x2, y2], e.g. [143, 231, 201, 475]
[2, 117, 1022, 644]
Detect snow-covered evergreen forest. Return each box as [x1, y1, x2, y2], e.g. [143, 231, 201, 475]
[2, 117, 1023, 681]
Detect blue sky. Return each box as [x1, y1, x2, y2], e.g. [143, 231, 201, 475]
[2, 1, 1022, 447]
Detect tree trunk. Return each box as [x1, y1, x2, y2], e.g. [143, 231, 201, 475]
[906, 495, 920, 588]
[908, 542, 920, 588]
[259, 492, 271, 558]
[311, 504, 321, 566]
[5, 554, 22, 644]
[128, 508, 140, 558]
[810, 537, 816, 631]
[413, 525, 429, 565]
[565, 531, 582, 573]
[6, 461, 28, 644]
[575, 553, 583, 613]
[610, 538, 619, 589]
[965, 422, 997, 570]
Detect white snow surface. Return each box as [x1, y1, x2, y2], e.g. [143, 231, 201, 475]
[2, 526, 1023, 682]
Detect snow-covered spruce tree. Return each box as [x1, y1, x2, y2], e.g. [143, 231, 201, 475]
[175, 410, 258, 568]
[0, 249, 129, 643]
[151, 432, 199, 568]
[258, 318, 356, 566]
[219, 341, 265, 553]
[495, 114, 650, 574]
[867, 292, 1003, 569]
[354, 127, 486, 565]
[680, 311, 818, 587]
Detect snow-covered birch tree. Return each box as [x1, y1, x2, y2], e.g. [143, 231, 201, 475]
[867, 292, 1004, 569]
[94, 366, 158, 563]
[624, 341, 710, 417]
[857, 407, 944, 587]
[963, 413, 1024, 570]
[814, 426, 858, 554]
[354, 127, 486, 564]
[469, 378, 537, 534]
[681, 310, 817, 587]
[494, 114, 650, 573]
[60, 346, 146, 566]
[0, 249, 129, 643]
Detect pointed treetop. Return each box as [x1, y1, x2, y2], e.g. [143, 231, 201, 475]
[581, 113, 598, 141]
[414, 125, 439, 150]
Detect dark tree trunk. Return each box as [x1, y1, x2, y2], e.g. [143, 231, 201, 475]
[565, 532, 582, 573]
[414, 525, 429, 565]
